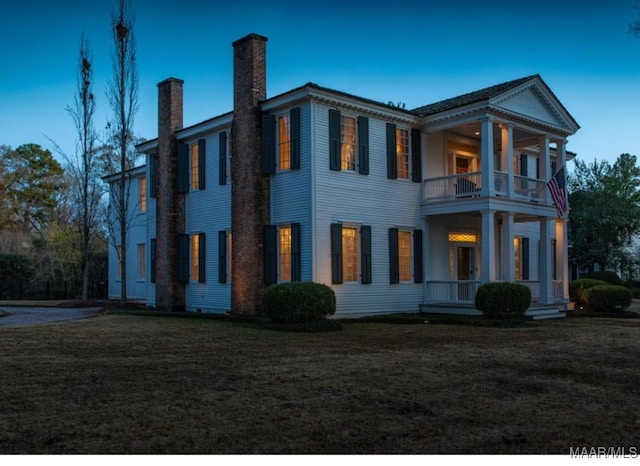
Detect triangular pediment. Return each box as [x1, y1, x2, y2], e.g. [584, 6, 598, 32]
[491, 80, 579, 133]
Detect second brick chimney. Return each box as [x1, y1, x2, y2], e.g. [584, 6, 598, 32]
[230, 33, 269, 315]
[155, 77, 186, 312]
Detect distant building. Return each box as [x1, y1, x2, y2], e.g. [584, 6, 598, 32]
[106, 33, 579, 319]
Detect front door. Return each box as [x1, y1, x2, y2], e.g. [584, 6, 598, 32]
[456, 246, 476, 301]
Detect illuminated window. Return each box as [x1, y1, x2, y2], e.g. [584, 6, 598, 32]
[278, 114, 291, 170]
[342, 227, 359, 282]
[396, 128, 409, 179]
[398, 231, 412, 282]
[191, 144, 200, 190]
[139, 177, 147, 212]
[448, 232, 478, 243]
[341, 116, 356, 170]
[191, 234, 200, 282]
[279, 225, 292, 282]
[137, 243, 145, 280]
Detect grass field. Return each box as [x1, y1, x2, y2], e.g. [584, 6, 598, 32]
[1, 313, 639, 454]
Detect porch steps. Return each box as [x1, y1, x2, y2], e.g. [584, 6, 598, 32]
[420, 303, 567, 320]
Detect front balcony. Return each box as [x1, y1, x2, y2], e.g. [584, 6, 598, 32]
[423, 171, 547, 203]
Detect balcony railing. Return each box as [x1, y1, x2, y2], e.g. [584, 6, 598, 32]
[423, 171, 547, 203]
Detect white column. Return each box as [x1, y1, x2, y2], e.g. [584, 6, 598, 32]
[480, 117, 495, 197]
[500, 123, 514, 198]
[556, 138, 567, 168]
[539, 219, 554, 304]
[500, 213, 515, 282]
[481, 209, 496, 283]
[539, 135, 551, 204]
[556, 218, 569, 301]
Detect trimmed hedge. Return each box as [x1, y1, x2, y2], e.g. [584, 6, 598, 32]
[474, 282, 531, 321]
[569, 278, 607, 306]
[262, 282, 336, 323]
[587, 285, 632, 312]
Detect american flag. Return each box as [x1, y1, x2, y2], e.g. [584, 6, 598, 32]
[547, 166, 569, 217]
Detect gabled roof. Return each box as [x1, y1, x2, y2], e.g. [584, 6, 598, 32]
[411, 75, 539, 117]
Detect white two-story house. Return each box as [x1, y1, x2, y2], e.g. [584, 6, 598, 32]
[107, 33, 578, 319]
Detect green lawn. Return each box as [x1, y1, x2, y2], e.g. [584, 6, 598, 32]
[1, 313, 639, 454]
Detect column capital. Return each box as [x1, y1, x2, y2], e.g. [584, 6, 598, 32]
[498, 122, 514, 130]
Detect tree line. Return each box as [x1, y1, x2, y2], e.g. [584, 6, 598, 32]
[0, 0, 139, 302]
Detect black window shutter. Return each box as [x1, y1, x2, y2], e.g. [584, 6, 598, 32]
[413, 229, 423, 283]
[386, 123, 397, 179]
[519, 153, 528, 177]
[219, 131, 227, 185]
[150, 238, 156, 283]
[357, 116, 369, 175]
[290, 107, 301, 170]
[149, 153, 157, 198]
[522, 237, 530, 280]
[329, 109, 341, 171]
[198, 139, 206, 190]
[177, 233, 190, 283]
[552, 238, 557, 281]
[291, 222, 301, 281]
[389, 228, 399, 284]
[536, 157, 540, 180]
[261, 114, 276, 174]
[218, 230, 227, 284]
[197, 232, 206, 283]
[263, 225, 277, 284]
[330, 223, 343, 284]
[177, 143, 189, 193]
[411, 128, 422, 183]
[360, 225, 372, 284]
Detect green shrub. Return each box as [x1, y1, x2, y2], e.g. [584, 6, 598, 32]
[262, 282, 336, 323]
[569, 278, 607, 306]
[582, 271, 622, 285]
[587, 285, 632, 312]
[474, 282, 531, 321]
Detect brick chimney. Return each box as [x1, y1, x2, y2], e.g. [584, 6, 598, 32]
[155, 77, 186, 312]
[231, 33, 269, 315]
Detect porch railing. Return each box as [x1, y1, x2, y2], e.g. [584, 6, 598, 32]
[423, 171, 547, 203]
[426, 280, 564, 305]
[423, 172, 482, 201]
[425, 280, 481, 304]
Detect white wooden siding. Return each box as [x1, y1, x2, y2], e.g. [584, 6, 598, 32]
[312, 101, 423, 316]
[270, 103, 313, 282]
[184, 129, 232, 313]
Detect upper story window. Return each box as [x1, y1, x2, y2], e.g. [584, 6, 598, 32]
[191, 144, 200, 190]
[278, 114, 291, 170]
[396, 128, 409, 179]
[386, 123, 421, 182]
[329, 109, 369, 175]
[341, 116, 357, 171]
[139, 176, 147, 212]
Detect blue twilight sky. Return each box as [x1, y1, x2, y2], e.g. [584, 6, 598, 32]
[1, 0, 640, 169]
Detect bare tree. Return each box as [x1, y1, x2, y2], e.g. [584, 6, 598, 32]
[104, 0, 139, 305]
[630, 1, 640, 36]
[62, 36, 104, 300]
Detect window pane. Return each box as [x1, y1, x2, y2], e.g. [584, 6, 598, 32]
[396, 128, 409, 179]
[279, 226, 292, 282]
[514, 237, 521, 280]
[341, 116, 356, 170]
[191, 234, 199, 281]
[139, 177, 147, 212]
[191, 144, 199, 190]
[342, 227, 358, 281]
[398, 231, 412, 281]
[278, 115, 291, 170]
